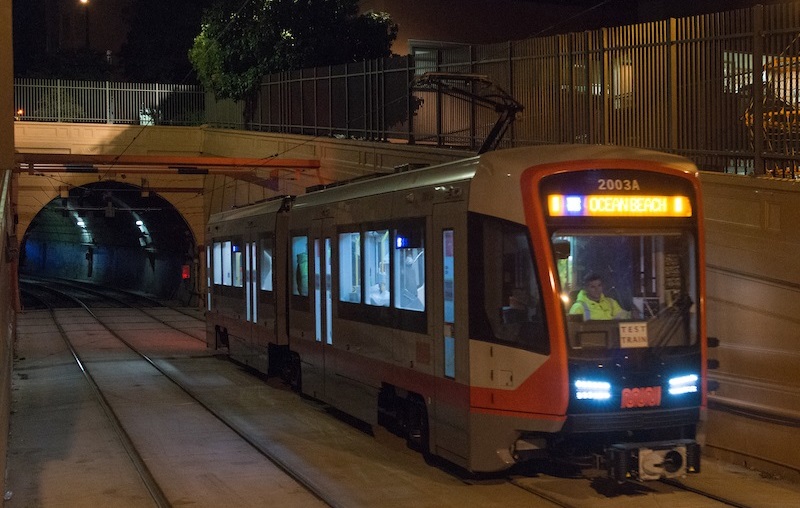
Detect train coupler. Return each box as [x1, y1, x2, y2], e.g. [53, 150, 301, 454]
[607, 439, 700, 481]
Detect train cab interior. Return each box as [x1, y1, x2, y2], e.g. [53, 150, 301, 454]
[552, 231, 699, 351]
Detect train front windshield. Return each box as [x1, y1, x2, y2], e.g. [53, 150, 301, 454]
[552, 230, 698, 352]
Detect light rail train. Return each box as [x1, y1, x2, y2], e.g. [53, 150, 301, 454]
[205, 144, 709, 480]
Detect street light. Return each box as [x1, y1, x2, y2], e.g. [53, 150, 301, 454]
[79, 0, 89, 49]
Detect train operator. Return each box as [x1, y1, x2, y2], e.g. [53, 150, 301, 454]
[569, 272, 636, 320]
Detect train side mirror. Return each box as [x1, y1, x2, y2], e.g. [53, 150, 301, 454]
[553, 240, 570, 260]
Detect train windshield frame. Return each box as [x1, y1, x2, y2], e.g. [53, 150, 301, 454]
[551, 228, 699, 354]
[539, 168, 700, 356]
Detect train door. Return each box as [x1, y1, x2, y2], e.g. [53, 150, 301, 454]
[431, 201, 468, 456]
[311, 217, 335, 398]
[245, 239, 258, 321]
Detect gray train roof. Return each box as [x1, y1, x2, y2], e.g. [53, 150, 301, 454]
[208, 196, 289, 227]
[210, 145, 698, 226]
[291, 144, 698, 223]
[477, 144, 698, 176]
[289, 156, 480, 211]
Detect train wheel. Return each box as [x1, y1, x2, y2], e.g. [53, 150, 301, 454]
[406, 396, 430, 459]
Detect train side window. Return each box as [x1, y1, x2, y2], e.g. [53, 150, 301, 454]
[339, 231, 361, 303]
[291, 235, 309, 296]
[364, 229, 390, 307]
[468, 214, 549, 355]
[222, 240, 232, 286]
[394, 222, 425, 312]
[232, 242, 243, 288]
[206, 244, 213, 310]
[443, 229, 455, 379]
[259, 237, 273, 292]
[212, 242, 222, 285]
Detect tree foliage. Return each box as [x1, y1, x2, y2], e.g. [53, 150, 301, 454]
[189, 0, 397, 103]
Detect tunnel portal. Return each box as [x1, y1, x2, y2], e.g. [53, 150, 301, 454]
[21, 181, 198, 302]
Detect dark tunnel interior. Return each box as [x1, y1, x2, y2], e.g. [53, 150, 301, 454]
[20, 181, 198, 302]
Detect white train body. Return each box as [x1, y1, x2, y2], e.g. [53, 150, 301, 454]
[207, 145, 706, 477]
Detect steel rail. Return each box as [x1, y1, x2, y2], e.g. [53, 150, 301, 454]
[36, 292, 171, 508]
[50, 284, 344, 508]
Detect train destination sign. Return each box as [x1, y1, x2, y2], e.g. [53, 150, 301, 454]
[547, 194, 692, 217]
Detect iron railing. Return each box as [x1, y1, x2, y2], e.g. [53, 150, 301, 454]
[14, 79, 206, 126]
[13, 2, 800, 176]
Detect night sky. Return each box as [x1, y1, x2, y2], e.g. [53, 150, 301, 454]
[13, 0, 791, 80]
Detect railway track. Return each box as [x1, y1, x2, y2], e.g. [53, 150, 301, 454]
[13, 281, 544, 507]
[26, 289, 171, 508]
[508, 470, 766, 508]
[17, 285, 335, 507]
[12, 279, 800, 507]
[23, 277, 207, 342]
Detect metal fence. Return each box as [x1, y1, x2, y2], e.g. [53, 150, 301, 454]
[241, 2, 800, 176]
[13, 2, 800, 176]
[13, 79, 206, 126]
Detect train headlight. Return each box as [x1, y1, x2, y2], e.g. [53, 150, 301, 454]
[575, 379, 611, 400]
[668, 374, 699, 395]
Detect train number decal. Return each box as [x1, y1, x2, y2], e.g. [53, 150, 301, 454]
[597, 178, 641, 191]
[620, 386, 662, 408]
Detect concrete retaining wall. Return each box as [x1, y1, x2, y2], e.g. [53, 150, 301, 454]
[701, 173, 800, 480]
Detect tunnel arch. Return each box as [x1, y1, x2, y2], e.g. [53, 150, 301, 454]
[20, 181, 199, 302]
